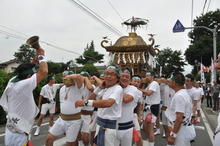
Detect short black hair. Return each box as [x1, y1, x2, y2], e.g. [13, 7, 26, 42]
[132, 74, 141, 79]
[15, 63, 36, 80]
[185, 73, 194, 81]
[47, 75, 54, 83]
[173, 72, 185, 86]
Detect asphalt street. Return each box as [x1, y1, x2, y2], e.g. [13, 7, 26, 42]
[0, 99, 218, 146]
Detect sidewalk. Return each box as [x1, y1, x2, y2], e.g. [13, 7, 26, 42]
[201, 98, 219, 131]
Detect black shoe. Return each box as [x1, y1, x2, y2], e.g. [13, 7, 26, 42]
[206, 105, 209, 107]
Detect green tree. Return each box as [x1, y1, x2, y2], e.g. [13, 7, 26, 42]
[76, 41, 104, 65]
[47, 60, 63, 74]
[0, 70, 14, 124]
[14, 44, 35, 63]
[185, 9, 220, 67]
[80, 63, 99, 74]
[155, 48, 187, 77]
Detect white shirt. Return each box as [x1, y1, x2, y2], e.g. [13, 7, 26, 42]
[97, 84, 123, 120]
[195, 87, 204, 97]
[4, 74, 39, 120]
[118, 85, 138, 123]
[144, 81, 161, 105]
[81, 84, 95, 111]
[167, 87, 175, 108]
[133, 89, 143, 109]
[186, 87, 200, 101]
[40, 84, 60, 99]
[59, 84, 84, 114]
[165, 89, 192, 123]
[161, 84, 171, 107]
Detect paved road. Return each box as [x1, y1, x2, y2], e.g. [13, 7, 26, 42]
[0, 100, 218, 146]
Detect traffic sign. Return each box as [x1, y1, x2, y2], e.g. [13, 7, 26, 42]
[173, 20, 185, 33]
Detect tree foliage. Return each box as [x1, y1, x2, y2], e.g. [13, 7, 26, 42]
[80, 63, 99, 74]
[13, 44, 35, 63]
[185, 9, 220, 67]
[75, 41, 104, 65]
[155, 48, 187, 77]
[47, 60, 63, 74]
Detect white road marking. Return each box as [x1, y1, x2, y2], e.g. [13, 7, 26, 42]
[194, 125, 205, 130]
[201, 108, 213, 145]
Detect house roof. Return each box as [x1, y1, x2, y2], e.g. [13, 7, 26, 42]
[0, 59, 21, 66]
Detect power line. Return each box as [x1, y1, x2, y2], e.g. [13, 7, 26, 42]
[0, 24, 29, 37]
[0, 29, 100, 62]
[68, 0, 124, 37]
[106, 0, 124, 22]
[206, 0, 212, 13]
[202, 0, 208, 15]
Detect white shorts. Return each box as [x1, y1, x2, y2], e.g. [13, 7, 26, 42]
[81, 114, 92, 133]
[133, 113, 140, 131]
[214, 132, 220, 146]
[90, 111, 97, 132]
[5, 127, 27, 146]
[95, 125, 116, 146]
[143, 110, 157, 123]
[41, 103, 55, 115]
[197, 100, 201, 110]
[161, 110, 169, 125]
[174, 124, 196, 146]
[50, 118, 82, 142]
[115, 128, 133, 146]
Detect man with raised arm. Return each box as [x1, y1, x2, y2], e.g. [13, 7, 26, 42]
[0, 47, 48, 146]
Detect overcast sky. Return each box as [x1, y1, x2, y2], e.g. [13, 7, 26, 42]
[0, 0, 219, 74]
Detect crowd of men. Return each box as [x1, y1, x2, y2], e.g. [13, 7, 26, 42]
[0, 46, 220, 146]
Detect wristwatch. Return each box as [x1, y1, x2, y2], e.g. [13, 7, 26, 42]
[84, 100, 88, 106]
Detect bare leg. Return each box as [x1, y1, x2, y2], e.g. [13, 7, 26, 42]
[49, 113, 54, 127]
[45, 133, 57, 146]
[37, 114, 45, 126]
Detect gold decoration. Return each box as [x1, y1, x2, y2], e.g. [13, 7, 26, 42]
[122, 41, 129, 46]
[127, 37, 133, 41]
[129, 52, 133, 63]
[130, 40, 136, 45]
[119, 53, 124, 64]
[114, 52, 119, 63]
[125, 52, 130, 64]
[134, 52, 139, 63]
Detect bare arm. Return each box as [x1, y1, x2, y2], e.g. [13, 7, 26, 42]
[36, 48, 48, 84]
[197, 95, 203, 102]
[66, 74, 83, 89]
[75, 98, 115, 108]
[90, 76, 103, 86]
[84, 77, 94, 92]
[88, 92, 97, 100]
[123, 93, 134, 103]
[139, 88, 154, 96]
[38, 95, 43, 109]
[192, 100, 197, 116]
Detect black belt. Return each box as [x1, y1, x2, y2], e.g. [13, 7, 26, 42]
[214, 129, 220, 139]
[118, 121, 133, 130]
[94, 107, 98, 111]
